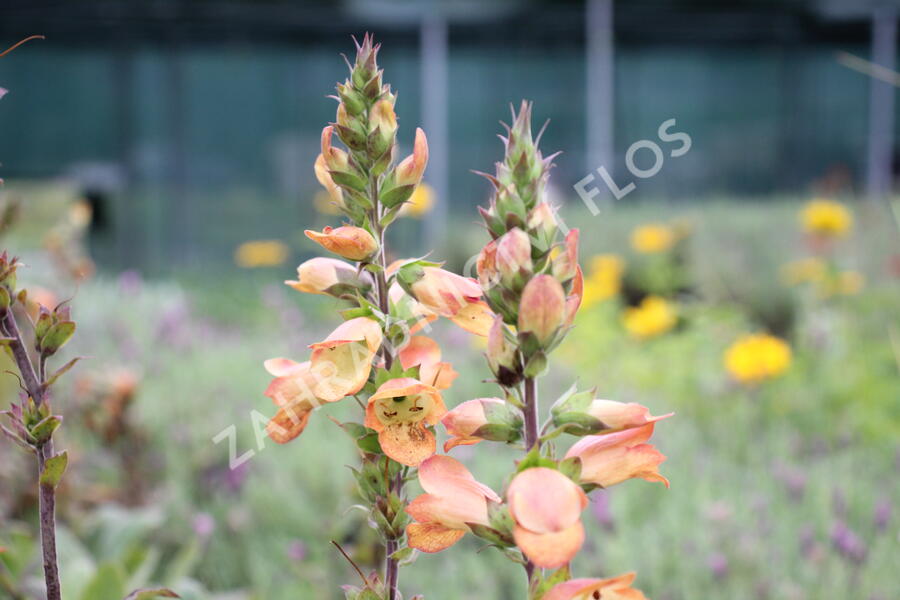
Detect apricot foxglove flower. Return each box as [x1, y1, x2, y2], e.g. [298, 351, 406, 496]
[398, 335, 458, 390]
[285, 257, 369, 297]
[305, 225, 378, 261]
[441, 397, 522, 451]
[565, 422, 669, 489]
[310, 317, 382, 401]
[564, 265, 583, 328]
[405, 455, 501, 552]
[552, 229, 580, 284]
[552, 389, 673, 436]
[395, 128, 429, 187]
[507, 467, 587, 569]
[398, 264, 483, 318]
[447, 299, 494, 337]
[518, 274, 566, 347]
[543, 572, 648, 600]
[263, 358, 326, 444]
[364, 377, 447, 466]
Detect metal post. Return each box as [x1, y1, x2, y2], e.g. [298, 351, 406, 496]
[420, 8, 449, 250]
[586, 0, 615, 175]
[866, 8, 897, 200]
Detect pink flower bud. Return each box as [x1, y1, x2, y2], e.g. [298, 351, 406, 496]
[402, 265, 482, 318]
[517, 274, 566, 346]
[304, 226, 378, 261]
[320, 126, 350, 172]
[441, 397, 521, 451]
[496, 227, 532, 288]
[285, 257, 368, 296]
[314, 154, 344, 209]
[395, 128, 429, 187]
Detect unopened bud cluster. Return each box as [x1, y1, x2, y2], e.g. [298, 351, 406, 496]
[476, 103, 581, 383]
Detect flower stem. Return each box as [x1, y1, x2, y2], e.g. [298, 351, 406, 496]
[522, 375, 540, 583]
[1, 309, 62, 600]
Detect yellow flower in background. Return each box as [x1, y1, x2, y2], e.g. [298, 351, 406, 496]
[622, 295, 677, 339]
[234, 240, 289, 268]
[801, 199, 852, 237]
[312, 190, 343, 216]
[780, 258, 826, 286]
[835, 270, 864, 295]
[630, 224, 675, 253]
[724, 333, 791, 384]
[582, 254, 624, 308]
[399, 182, 435, 218]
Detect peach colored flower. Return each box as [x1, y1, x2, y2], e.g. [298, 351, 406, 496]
[364, 377, 447, 466]
[305, 225, 378, 261]
[405, 455, 501, 552]
[309, 317, 382, 401]
[398, 335, 458, 390]
[507, 467, 587, 569]
[552, 229, 580, 283]
[314, 153, 344, 209]
[406, 266, 483, 318]
[566, 422, 669, 489]
[389, 282, 438, 334]
[565, 265, 584, 327]
[285, 257, 368, 296]
[448, 299, 494, 337]
[584, 400, 673, 433]
[543, 573, 648, 600]
[263, 358, 326, 444]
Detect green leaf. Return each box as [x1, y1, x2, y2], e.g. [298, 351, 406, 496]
[39, 451, 68, 488]
[356, 433, 382, 455]
[389, 546, 415, 563]
[44, 356, 83, 387]
[80, 562, 126, 600]
[123, 589, 180, 600]
[467, 523, 514, 547]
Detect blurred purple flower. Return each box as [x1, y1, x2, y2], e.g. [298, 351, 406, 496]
[707, 552, 729, 580]
[193, 512, 216, 539]
[287, 540, 307, 562]
[773, 462, 806, 502]
[831, 520, 867, 565]
[591, 490, 615, 532]
[873, 497, 891, 533]
[118, 269, 143, 296]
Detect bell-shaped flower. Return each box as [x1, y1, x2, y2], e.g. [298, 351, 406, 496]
[565, 422, 669, 489]
[447, 299, 493, 337]
[543, 573, 648, 600]
[398, 335, 458, 390]
[405, 455, 501, 552]
[518, 274, 566, 348]
[309, 317, 382, 402]
[441, 397, 522, 451]
[507, 467, 588, 569]
[285, 257, 369, 297]
[305, 225, 378, 261]
[263, 358, 328, 444]
[398, 264, 483, 318]
[364, 377, 447, 466]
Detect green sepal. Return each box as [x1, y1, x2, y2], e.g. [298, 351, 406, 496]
[39, 321, 76, 355]
[523, 351, 547, 378]
[557, 456, 582, 483]
[357, 433, 382, 455]
[516, 444, 556, 473]
[29, 415, 62, 444]
[467, 523, 514, 547]
[39, 451, 68, 488]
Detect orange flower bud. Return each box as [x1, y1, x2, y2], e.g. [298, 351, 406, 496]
[369, 98, 398, 150]
[314, 154, 344, 209]
[364, 377, 447, 466]
[507, 467, 587, 569]
[304, 225, 378, 261]
[320, 126, 350, 172]
[441, 397, 522, 451]
[543, 573, 648, 600]
[565, 422, 670, 489]
[395, 128, 429, 187]
[517, 274, 566, 347]
[285, 257, 369, 296]
[405, 455, 501, 553]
